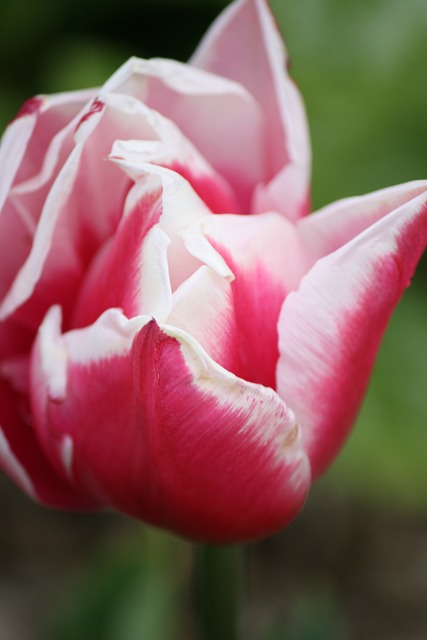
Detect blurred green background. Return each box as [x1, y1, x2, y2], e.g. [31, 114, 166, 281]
[1, 0, 427, 638]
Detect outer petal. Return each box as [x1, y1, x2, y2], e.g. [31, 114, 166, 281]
[0, 376, 96, 509]
[277, 190, 427, 478]
[298, 180, 427, 262]
[0, 91, 94, 301]
[191, 0, 310, 219]
[31, 307, 310, 543]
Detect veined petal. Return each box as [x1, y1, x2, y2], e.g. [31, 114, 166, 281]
[277, 190, 427, 477]
[103, 56, 265, 210]
[191, 0, 311, 219]
[31, 307, 310, 543]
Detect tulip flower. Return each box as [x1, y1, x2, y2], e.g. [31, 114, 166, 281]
[0, 0, 426, 543]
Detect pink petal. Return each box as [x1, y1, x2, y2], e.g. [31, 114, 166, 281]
[191, 0, 311, 219]
[31, 307, 310, 543]
[110, 139, 239, 214]
[0, 91, 94, 300]
[177, 212, 307, 388]
[0, 376, 96, 509]
[299, 180, 427, 262]
[72, 164, 217, 329]
[104, 57, 265, 210]
[108, 101, 240, 213]
[108, 161, 214, 293]
[277, 190, 427, 478]
[0, 320, 33, 360]
[71, 179, 168, 328]
[0, 95, 160, 329]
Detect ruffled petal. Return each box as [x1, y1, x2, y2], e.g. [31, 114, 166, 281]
[277, 190, 427, 477]
[103, 57, 265, 210]
[108, 101, 240, 213]
[0, 94, 159, 329]
[0, 91, 94, 300]
[191, 0, 310, 219]
[71, 176, 168, 328]
[31, 307, 310, 543]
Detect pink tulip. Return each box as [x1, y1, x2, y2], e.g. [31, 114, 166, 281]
[1, 0, 426, 543]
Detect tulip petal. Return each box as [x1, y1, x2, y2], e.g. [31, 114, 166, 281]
[31, 307, 310, 543]
[0, 376, 96, 508]
[0, 91, 94, 301]
[277, 190, 427, 477]
[108, 101, 240, 213]
[178, 212, 308, 388]
[0, 95, 160, 328]
[104, 56, 265, 210]
[71, 180, 170, 328]
[299, 180, 427, 262]
[0, 108, 37, 215]
[191, 0, 310, 219]
[72, 163, 217, 328]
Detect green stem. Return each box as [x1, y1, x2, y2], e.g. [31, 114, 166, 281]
[196, 544, 243, 640]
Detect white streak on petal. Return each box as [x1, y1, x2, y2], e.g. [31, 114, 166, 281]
[61, 435, 74, 480]
[0, 114, 37, 214]
[138, 226, 172, 321]
[0, 144, 84, 321]
[0, 428, 35, 498]
[38, 306, 68, 400]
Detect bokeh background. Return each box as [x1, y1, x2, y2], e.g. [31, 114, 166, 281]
[1, 0, 427, 638]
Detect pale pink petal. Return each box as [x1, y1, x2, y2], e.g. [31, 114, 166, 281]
[0, 95, 167, 329]
[31, 307, 310, 543]
[191, 0, 311, 219]
[277, 190, 427, 478]
[0, 93, 94, 300]
[167, 266, 236, 371]
[1, 90, 94, 204]
[107, 100, 239, 212]
[299, 180, 427, 261]
[104, 57, 265, 209]
[0, 109, 37, 214]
